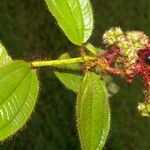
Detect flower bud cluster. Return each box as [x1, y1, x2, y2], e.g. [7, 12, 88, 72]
[102, 28, 150, 117]
[103, 27, 149, 82]
[103, 28, 149, 63]
[103, 27, 123, 45]
[138, 102, 150, 117]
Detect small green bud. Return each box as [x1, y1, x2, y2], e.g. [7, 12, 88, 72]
[126, 31, 149, 50]
[116, 30, 149, 65]
[138, 103, 150, 117]
[103, 27, 123, 45]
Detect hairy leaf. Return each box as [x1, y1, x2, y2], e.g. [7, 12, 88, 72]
[0, 61, 39, 141]
[45, 0, 94, 45]
[54, 53, 82, 92]
[76, 71, 110, 150]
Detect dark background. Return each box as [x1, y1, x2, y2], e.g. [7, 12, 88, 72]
[1, 0, 150, 150]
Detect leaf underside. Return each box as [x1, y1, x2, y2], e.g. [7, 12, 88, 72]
[54, 53, 82, 93]
[0, 61, 39, 141]
[76, 71, 110, 150]
[45, 0, 94, 45]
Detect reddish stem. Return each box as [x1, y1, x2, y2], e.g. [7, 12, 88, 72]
[97, 48, 124, 75]
[106, 67, 124, 75]
[108, 51, 118, 65]
[98, 50, 114, 59]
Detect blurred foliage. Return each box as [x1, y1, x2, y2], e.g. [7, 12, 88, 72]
[1, 0, 150, 150]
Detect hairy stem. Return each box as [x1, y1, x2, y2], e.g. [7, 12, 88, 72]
[31, 56, 96, 67]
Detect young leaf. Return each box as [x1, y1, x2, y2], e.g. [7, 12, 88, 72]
[0, 43, 12, 66]
[86, 43, 105, 55]
[45, 0, 94, 45]
[86, 43, 98, 55]
[0, 61, 39, 141]
[76, 71, 110, 150]
[54, 53, 82, 93]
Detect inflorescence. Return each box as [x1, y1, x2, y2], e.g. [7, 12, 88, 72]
[98, 27, 150, 117]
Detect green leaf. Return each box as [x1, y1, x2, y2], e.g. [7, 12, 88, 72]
[45, 0, 94, 45]
[0, 61, 39, 141]
[54, 53, 82, 92]
[0, 43, 12, 66]
[76, 71, 110, 150]
[86, 43, 105, 55]
[86, 43, 98, 54]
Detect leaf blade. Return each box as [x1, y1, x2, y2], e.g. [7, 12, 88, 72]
[0, 43, 12, 66]
[45, 0, 94, 45]
[0, 61, 39, 140]
[54, 53, 82, 92]
[76, 71, 110, 150]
